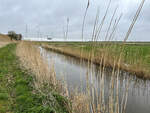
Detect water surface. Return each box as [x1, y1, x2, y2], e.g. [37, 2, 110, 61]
[41, 48, 150, 113]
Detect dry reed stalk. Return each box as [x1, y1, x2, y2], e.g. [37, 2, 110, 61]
[109, 60, 116, 113]
[67, 85, 90, 113]
[107, 0, 146, 110]
[124, 0, 145, 42]
[81, 0, 90, 41]
[116, 0, 146, 80]
[104, 7, 118, 41]
[116, 0, 146, 76]
[94, 0, 111, 42]
[81, 0, 145, 112]
[92, 8, 100, 42]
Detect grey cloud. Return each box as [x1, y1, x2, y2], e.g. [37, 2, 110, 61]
[0, 0, 149, 41]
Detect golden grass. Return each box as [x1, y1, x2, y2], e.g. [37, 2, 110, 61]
[16, 42, 59, 92]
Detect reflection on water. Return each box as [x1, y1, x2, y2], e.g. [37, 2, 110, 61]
[41, 47, 150, 113]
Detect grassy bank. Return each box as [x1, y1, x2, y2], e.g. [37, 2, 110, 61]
[0, 44, 69, 113]
[40, 42, 150, 79]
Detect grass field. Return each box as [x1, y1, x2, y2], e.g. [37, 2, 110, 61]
[40, 41, 150, 79]
[0, 44, 69, 113]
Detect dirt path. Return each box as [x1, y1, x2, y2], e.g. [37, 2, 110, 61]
[0, 42, 10, 48]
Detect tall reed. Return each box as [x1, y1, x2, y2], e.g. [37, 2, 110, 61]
[73, 0, 146, 113]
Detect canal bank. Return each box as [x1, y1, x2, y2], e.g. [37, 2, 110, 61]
[0, 43, 70, 113]
[41, 43, 150, 80]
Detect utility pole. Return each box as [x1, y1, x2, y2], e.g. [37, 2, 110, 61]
[25, 24, 28, 38]
[37, 25, 40, 39]
[65, 18, 69, 41]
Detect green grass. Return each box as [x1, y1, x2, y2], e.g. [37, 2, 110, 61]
[44, 42, 150, 65]
[0, 44, 69, 113]
[122, 45, 150, 66]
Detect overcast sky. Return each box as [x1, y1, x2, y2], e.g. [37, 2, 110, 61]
[0, 0, 149, 41]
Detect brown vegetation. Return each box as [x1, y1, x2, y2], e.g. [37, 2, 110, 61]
[0, 34, 11, 42]
[0, 34, 11, 48]
[16, 42, 58, 91]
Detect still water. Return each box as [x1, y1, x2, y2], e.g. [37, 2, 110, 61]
[41, 48, 150, 113]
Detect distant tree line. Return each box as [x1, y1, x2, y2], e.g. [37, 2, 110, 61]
[8, 31, 22, 41]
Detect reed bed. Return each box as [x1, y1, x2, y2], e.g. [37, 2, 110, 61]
[16, 42, 57, 89]
[16, 41, 72, 112]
